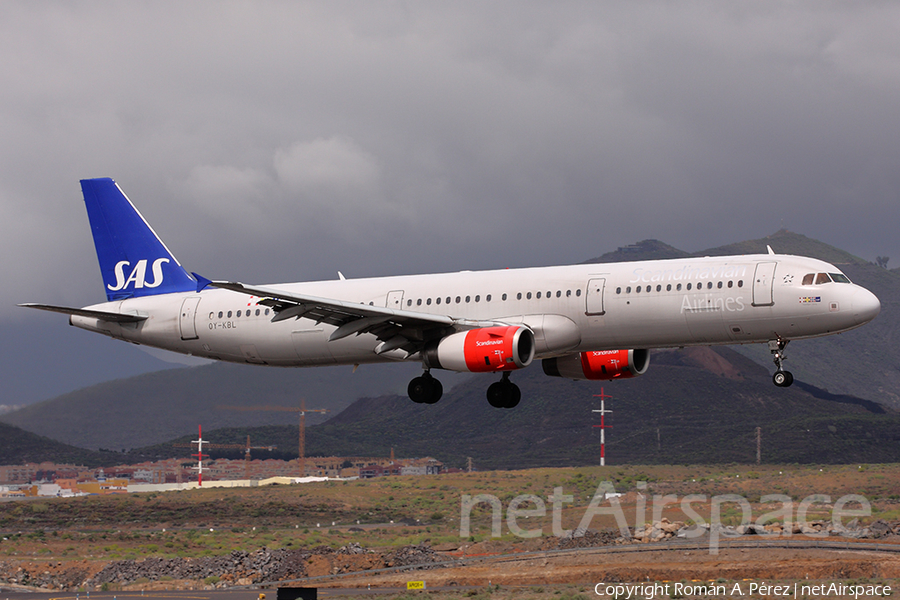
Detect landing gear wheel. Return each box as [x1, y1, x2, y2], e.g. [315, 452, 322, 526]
[506, 384, 521, 408]
[768, 338, 793, 388]
[486, 372, 521, 408]
[773, 370, 794, 387]
[424, 378, 443, 404]
[487, 382, 507, 408]
[408, 372, 443, 404]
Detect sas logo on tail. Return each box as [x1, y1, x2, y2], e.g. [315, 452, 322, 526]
[108, 258, 170, 291]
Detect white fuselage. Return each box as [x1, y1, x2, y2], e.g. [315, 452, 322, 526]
[70, 253, 881, 369]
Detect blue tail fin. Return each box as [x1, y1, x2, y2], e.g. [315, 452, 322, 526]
[81, 178, 196, 301]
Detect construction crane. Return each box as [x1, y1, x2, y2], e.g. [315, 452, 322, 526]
[174, 432, 276, 479]
[218, 399, 328, 477]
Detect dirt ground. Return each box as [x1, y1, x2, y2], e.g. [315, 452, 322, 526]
[323, 544, 900, 589]
[4, 464, 900, 594]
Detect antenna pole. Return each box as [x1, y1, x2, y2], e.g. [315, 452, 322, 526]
[592, 388, 613, 466]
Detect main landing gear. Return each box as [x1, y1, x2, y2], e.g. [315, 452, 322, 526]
[769, 338, 794, 388]
[406, 370, 522, 408]
[487, 372, 521, 409]
[408, 371, 443, 404]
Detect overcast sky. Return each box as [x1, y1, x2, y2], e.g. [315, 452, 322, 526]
[3, 1, 900, 405]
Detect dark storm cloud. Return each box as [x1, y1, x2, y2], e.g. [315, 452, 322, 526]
[2, 2, 899, 402]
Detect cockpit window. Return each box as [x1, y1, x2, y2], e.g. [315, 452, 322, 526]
[802, 273, 815, 286]
[830, 273, 851, 283]
[815, 273, 831, 285]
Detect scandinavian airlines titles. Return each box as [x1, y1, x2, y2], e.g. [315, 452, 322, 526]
[630, 264, 749, 284]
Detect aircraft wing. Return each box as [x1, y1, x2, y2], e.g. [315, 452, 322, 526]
[196, 276, 480, 355]
[19, 303, 148, 323]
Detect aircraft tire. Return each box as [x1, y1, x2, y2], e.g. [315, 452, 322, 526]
[487, 382, 508, 408]
[772, 370, 794, 387]
[424, 378, 443, 404]
[506, 384, 521, 408]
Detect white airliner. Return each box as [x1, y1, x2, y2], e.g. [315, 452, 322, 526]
[22, 179, 881, 408]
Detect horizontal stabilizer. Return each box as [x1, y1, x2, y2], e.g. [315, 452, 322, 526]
[18, 303, 148, 324]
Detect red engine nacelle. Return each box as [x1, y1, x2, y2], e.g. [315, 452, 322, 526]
[542, 349, 650, 381]
[425, 325, 535, 373]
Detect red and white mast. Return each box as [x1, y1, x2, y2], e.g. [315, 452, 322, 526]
[191, 425, 207, 487]
[592, 389, 612, 466]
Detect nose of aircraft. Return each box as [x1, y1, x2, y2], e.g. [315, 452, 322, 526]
[851, 286, 881, 325]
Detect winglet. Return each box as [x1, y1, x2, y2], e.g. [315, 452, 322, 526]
[767, 245, 775, 255]
[192, 273, 213, 292]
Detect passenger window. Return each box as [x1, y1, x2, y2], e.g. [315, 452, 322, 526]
[227, 311, 232, 318]
[686, 283, 692, 291]
[566, 290, 571, 297]
[816, 273, 831, 285]
[717, 281, 723, 289]
[802, 273, 815, 286]
[728, 281, 733, 288]
[546, 291, 551, 298]
[707, 282, 713, 289]
[517, 292, 522, 300]
[501, 293, 507, 301]
[427, 298, 432, 305]
[636, 286, 641, 293]
[475, 295, 480, 302]
[456, 296, 461, 303]
[436, 297, 441, 304]
[236, 310, 241, 318]
[218, 311, 223, 318]
[265, 309, 270, 315]
[527, 292, 532, 299]
[407, 299, 412, 307]
[666, 284, 671, 291]
[486, 294, 492, 302]
[616, 287, 622, 294]
[446, 297, 451, 304]
[576, 289, 581, 297]
[656, 285, 661, 292]
[738, 280, 743, 287]
[417, 299, 422, 306]
[256, 309, 260, 316]
[537, 292, 542, 299]
[677, 283, 682, 291]
[556, 291, 561, 298]
[626, 287, 631, 293]
[466, 296, 471, 303]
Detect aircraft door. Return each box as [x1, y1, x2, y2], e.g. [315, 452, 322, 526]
[179, 297, 202, 340]
[386, 290, 405, 309]
[752, 262, 777, 307]
[585, 278, 606, 315]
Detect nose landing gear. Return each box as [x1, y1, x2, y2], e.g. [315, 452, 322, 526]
[769, 338, 794, 387]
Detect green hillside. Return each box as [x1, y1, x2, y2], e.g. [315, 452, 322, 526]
[694, 229, 870, 264]
[583, 239, 690, 263]
[0, 361, 427, 451]
[133, 346, 900, 469]
[0, 422, 121, 467]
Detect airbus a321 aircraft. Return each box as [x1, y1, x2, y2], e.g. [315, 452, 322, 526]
[22, 179, 881, 408]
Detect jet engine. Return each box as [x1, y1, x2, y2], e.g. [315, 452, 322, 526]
[425, 325, 535, 373]
[542, 349, 650, 381]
